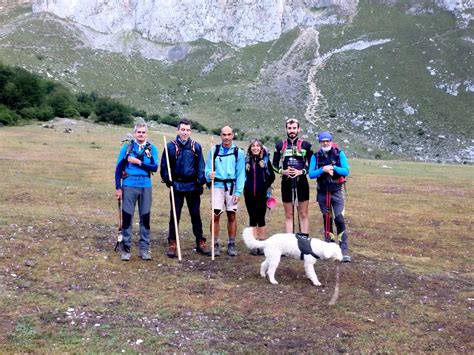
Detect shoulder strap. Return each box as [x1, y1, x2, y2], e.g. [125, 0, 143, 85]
[297, 138, 303, 153]
[125, 139, 134, 157]
[282, 140, 287, 153]
[213, 144, 221, 163]
[233, 146, 239, 161]
[171, 139, 179, 157]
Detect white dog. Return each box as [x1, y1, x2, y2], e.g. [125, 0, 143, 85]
[242, 227, 342, 286]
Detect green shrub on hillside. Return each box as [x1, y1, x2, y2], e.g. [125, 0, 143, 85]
[94, 97, 132, 125]
[19, 105, 54, 121]
[0, 104, 20, 126]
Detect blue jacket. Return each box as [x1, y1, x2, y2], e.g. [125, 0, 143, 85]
[160, 137, 205, 193]
[205, 144, 246, 197]
[308, 147, 349, 192]
[115, 139, 158, 189]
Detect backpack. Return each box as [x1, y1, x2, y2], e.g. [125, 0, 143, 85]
[316, 143, 347, 186]
[171, 139, 197, 159]
[281, 138, 303, 155]
[212, 144, 239, 164]
[121, 139, 154, 177]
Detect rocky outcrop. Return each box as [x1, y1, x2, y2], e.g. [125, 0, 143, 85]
[32, 0, 358, 48]
[0, 0, 34, 11]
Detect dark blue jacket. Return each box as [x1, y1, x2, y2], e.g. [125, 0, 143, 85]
[160, 137, 205, 193]
[244, 154, 275, 197]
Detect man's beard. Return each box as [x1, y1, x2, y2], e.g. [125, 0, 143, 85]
[321, 146, 331, 152]
[287, 132, 297, 139]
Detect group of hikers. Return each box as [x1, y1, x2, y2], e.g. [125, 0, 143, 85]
[114, 117, 351, 263]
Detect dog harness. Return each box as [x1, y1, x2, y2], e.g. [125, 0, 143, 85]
[295, 233, 320, 260]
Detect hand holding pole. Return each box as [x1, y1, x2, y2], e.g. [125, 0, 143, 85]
[163, 136, 182, 261]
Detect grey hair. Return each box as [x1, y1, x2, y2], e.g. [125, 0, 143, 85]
[134, 122, 148, 132]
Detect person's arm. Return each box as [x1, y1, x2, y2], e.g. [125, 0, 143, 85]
[205, 146, 214, 182]
[333, 150, 349, 177]
[308, 154, 324, 179]
[267, 160, 276, 187]
[160, 144, 171, 186]
[234, 148, 246, 197]
[114, 144, 128, 198]
[140, 145, 158, 173]
[272, 141, 282, 173]
[305, 143, 313, 171]
[196, 144, 206, 186]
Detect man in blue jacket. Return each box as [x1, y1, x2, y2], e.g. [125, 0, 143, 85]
[161, 118, 210, 258]
[205, 126, 246, 256]
[308, 131, 351, 262]
[115, 122, 158, 261]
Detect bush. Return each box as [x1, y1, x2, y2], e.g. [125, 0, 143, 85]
[190, 120, 207, 133]
[19, 105, 54, 121]
[94, 97, 132, 125]
[132, 109, 147, 118]
[161, 114, 180, 127]
[148, 114, 161, 122]
[47, 88, 75, 117]
[0, 105, 19, 125]
[63, 106, 80, 118]
[75, 101, 93, 118]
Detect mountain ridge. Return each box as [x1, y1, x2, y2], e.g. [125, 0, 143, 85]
[1, 1, 472, 163]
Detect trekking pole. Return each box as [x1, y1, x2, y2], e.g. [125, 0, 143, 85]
[163, 136, 182, 261]
[325, 190, 331, 242]
[114, 198, 123, 252]
[210, 136, 215, 261]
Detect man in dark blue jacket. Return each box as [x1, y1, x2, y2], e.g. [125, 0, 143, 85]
[161, 119, 210, 257]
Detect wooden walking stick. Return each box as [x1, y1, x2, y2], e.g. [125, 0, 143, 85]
[163, 136, 182, 261]
[114, 198, 123, 252]
[210, 136, 215, 261]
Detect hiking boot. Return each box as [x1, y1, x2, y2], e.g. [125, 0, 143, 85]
[250, 248, 258, 256]
[213, 242, 220, 257]
[342, 254, 351, 263]
[121, 252, 131, 261]
[167, 240, 177, 258]
[227, 242, 237, 257]
[196, 240, 211, 256]
[139, 249, 152, 260]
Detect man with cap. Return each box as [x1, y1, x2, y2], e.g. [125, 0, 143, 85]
[308, 131, 351, 262]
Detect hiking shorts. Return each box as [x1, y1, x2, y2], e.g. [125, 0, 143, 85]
[281, 176, 309, 203]
[212, 187, 239, 214]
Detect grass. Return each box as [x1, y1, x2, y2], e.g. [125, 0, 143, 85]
[0, 119, 472, 352]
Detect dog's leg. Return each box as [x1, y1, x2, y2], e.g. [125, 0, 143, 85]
[260, 260, 268, 278]
[267, 256, 281, 285]
[304, 258, 321, 286]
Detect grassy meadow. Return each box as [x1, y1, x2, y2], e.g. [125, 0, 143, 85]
[0, 119, 472, 353]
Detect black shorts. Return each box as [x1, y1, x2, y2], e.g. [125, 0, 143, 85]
[281, 176, 310, 203]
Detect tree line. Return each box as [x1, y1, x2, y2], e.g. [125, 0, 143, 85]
[0, 62, 212, 134]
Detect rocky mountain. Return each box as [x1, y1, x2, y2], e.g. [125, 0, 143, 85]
[1, 1, 473, 163]
[31, 0, 359, 48]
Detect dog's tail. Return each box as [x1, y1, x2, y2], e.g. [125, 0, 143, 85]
[242, 227, 266, 250]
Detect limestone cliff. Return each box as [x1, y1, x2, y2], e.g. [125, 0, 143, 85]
[32, 0, 359, 48]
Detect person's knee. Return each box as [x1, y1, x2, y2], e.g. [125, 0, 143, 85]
[227, 211, 236, 223]
[141, 212, 150, 229]
[299, 207, 309, 219]
[122, 211, 132, 229]
[334, 214, 346, 229]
